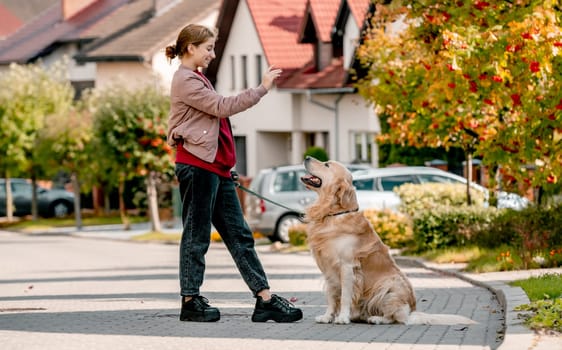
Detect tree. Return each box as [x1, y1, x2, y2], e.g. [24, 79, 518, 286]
[87, 83, 172, 231]
[355, 0, 562, 203]
[34, 106, 95, 229]
[0, 61, 73, 220]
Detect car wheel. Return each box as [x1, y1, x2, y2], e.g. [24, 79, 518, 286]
[273, 214, 302, 243]
[50, 201, 72, 218]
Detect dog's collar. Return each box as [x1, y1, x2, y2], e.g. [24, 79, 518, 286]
[326, 208, 359, 217]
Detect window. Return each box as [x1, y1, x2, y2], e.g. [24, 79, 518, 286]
[417, 174, 459, 184]
[273, 171, 307, 192]
[378, 175, 417, 191]
[230, 55, 235, 90]
[12, 182, 31, 195]
[352, 132, 373, 163]
[71, 80, 94, 100]
[352, 179, 374, 191]
[255, 54, 262, 86]
[241, 55, 248, 89]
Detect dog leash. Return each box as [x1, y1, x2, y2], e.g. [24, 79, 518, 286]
[231, 171, 306, 219]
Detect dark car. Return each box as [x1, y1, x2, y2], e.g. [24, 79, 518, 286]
[0, 178, 75, 218]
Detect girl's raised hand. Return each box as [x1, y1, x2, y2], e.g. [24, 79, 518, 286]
[261, 66, 282, 90]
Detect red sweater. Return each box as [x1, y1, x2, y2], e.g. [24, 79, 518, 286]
[176, 118, 236, 178]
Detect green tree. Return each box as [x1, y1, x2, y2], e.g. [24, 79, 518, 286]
[87, 83, 172, 231]
[0, 61, 73, 220]
[34, 105, 95, 228]
[355, 0, 562, 203]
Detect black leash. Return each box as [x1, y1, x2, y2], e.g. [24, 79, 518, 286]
[231, 171, 306, 219]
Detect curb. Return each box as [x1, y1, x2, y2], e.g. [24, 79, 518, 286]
[395, 256, 535, 350]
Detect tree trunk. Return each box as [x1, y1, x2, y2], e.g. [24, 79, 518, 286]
[5, 172, 14, 221]
[31, 173, 38, 221]
[118, 176, 130, 230]
[71, 172, 82, 230]
[147, 171, 162, 232]
[466, 151, 473, 206]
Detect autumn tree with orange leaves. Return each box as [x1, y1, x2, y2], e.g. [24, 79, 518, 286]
[356, 0, 561, 203]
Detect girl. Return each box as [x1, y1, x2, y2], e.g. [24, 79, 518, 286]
[165, 24, 302, 323]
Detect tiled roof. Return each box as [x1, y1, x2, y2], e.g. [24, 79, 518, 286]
[0, 0, 130, 64]
[347, 0, 370, 27]
[306, 0, 340, 43]
[246, 0, 312, 71]
[277, 57, 346, 90]
[0, 0, 58, 23]
[0, 4, 22, 39]
[78, 0, 220, 62]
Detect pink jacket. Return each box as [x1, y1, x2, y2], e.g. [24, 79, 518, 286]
[167, 66, 268, 163]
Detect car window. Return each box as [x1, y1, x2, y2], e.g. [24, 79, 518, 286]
[379, 175, 417, 191]
[353, 178, 374, 190]
[0, 183, 5, 197]
[417, 174, 461, 184]
[12, 182, 31, 195]
[273, 171, 302, 192]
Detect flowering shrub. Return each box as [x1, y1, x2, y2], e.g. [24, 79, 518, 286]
[287, 211, 413, 249]
[363, 208, 413, 248]
[395, 183, 485, 217]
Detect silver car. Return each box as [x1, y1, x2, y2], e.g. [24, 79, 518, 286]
[352, 166, 530, 211]
[244, 163, 387, 242]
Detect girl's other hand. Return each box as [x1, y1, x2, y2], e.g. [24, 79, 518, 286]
[262, 66, 282, 90]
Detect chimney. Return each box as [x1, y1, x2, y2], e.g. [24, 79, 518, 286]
[62, 0, 98, 20]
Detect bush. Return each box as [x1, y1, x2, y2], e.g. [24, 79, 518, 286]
[288, 223, 308, 246]
[483, 203, 562, 268]
[363, 208, 413, 248]
[303, 146, 328, 161]
[396, 183, 486, 217]
[409, 205, 501, 253]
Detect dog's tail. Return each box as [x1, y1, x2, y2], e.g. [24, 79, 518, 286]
[406, 312, 476, 325]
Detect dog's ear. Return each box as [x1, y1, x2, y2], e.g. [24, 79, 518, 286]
[334, 178, 356, 209]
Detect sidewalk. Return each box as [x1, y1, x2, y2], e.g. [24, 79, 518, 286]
[0, 225, 560, 349]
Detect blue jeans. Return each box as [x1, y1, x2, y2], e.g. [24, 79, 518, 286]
[175, 163, 270, 297]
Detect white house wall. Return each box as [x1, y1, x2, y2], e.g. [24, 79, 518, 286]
[215, 0, 295, 176]
[95, 61, 159, 90]
[214, 0, 380, 176]
[343, 13, 360, 70]
[298, 93, 378, 162]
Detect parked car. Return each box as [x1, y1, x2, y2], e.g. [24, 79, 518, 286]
[245, 164, 531, 243]
[0, 178, 75, 218]
[244, 163, 392, 243]
[351, 166, 531, 211]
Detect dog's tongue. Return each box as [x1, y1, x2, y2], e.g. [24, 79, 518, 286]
[301, 174, 322, 188]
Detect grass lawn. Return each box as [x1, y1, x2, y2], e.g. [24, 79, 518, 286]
[0, 215, 148, 231]
[416, 246, 562, 333]
[512, 273, 562, 333]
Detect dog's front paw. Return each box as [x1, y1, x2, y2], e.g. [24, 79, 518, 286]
[315, 314, 334, 324]
[334, 314, 351, 324]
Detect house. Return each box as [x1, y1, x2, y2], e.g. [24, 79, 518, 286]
[206, 0, 380, 177]
[0, 0, 219, 97]
[0, 0, 379, 179]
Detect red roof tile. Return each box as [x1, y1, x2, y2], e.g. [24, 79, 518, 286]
[0, 4, 23, 39]
[347, 0, 370, 27]
[0, 0, 130, 64]
[79, 0, 219, 61]
[277, 57, 347, 89]
[308, 0, 340, 42]
[246, 0, 312, 72]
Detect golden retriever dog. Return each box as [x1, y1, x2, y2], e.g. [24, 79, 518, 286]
[300, 156, 476, 325]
